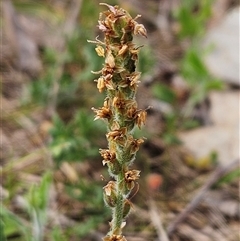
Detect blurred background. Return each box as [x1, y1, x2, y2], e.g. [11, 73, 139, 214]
[1, 0, 239, 240]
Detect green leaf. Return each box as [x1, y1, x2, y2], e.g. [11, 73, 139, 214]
[174, 0, 213, 39]
[152, 84, 177, 104]
[0, 218, 7, 241]
[12, 1, 63, 24]
[27, 172, 52, 211]
[215, 168, 240, 187]
[49, 111, 103, 164]
[205, 79, 223, 91]
[162, 133, 181, 145]
[51, 227, 68, 241]
[0, 207, 30, 241]
[138, 46, 155, 75]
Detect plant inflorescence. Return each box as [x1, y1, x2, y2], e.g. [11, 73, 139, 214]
[89, 3, 147, 241]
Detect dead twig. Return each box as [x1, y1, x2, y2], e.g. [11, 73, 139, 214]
[149, 198, 169, 241]
[167, 158, 239, 236]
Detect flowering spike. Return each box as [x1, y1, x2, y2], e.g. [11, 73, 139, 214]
[90, 4, 147, 240]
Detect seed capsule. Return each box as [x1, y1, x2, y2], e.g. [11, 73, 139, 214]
[96, 77, 105, 93]
[105, 53, 115, 68]
[95, 45, 105, 57]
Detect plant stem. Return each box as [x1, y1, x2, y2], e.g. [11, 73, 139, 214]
[112, 176, 124, 234]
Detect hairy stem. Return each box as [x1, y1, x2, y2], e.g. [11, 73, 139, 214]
[112, 175, 124, 234]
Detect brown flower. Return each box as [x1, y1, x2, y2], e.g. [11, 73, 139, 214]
[104, 74, 115, 90]
[92, 99, 112, 120]
[101, 64, 115, 76]
[100, 149, 116, 166]
[125, 170, 140, 181]
[100, 3, 119, 15]
[127, 137, 144, 154]
[98, 12, 118, 37]
[103, 181, 118, 207]
[133, 23, 147, 38]
[106, 127, 127, 146]
[118, 72, 141, 90]
[130, 46, 143, 61]
[124, 170, 140, 190]
[118, 44, 128, 56]
[135, 110, 147, 128]
[129, 72, 141, 87]
[103, 234, 127, 241]
[112, 96, 126, 111]
[126, 105, 137, 119]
